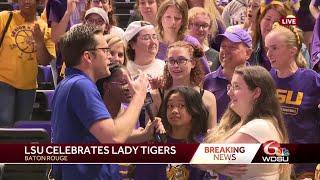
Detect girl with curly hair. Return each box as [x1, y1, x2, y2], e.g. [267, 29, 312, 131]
[150, 41, 217, 129]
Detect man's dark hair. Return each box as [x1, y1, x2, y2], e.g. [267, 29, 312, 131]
[59, 24, 103, 67]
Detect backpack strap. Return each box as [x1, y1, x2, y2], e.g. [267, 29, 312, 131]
[0, 11, 13, 47]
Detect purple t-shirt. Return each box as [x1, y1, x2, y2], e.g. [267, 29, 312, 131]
[311, 13, 320, 70]
[46, 0, 87, 72]
[134, 136, 206, 180]
[46, 0, 87, 28]
[156, 35, 211, 74]
[270, 68, 320, 144]
[270, 68, 320, 174]
[203, 66, 230, 122]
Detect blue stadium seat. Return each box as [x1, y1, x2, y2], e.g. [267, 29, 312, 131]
[14, 121, 51, 138]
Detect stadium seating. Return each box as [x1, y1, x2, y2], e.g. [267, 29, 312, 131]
[33, 90, 54, 121]
[0, 2, 12, 11]
[0, 128, 50, 179]
[114, 0, 136, 29]
[14, 121, 51, 138]
[37, 65, 54, 90]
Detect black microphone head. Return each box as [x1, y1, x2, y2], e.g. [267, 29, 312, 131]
[144, 92, 153, 106]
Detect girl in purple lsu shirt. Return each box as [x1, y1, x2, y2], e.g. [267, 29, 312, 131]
[134, 87, 209, 180]
[265, 22, 320, 178]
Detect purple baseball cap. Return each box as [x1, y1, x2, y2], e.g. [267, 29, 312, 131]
[216, 26, 252, 48]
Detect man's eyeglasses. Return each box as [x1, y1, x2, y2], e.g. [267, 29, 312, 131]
[189, 22, 210, 30]
[139, 34, 159, 41]
[86, 18, 106, 26]
[166, 57, 190, 65]
[92, 0, 108, 4]
[86, 47, 111, 54]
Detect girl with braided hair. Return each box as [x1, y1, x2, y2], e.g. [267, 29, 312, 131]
[265, 22, 320, 179]
[250, 2, 311, 70]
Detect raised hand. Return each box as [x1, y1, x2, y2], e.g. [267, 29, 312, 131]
[148, 75, 163, 90]
[144, 117, 166, 140]
[32, 23, 45, 45]
[67, 0, 78, 14]
[128, 73, 149, 99]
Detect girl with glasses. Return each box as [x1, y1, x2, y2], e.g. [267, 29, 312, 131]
[202, 66, 291, 179]
[150, 41, 217, 130]
[187, 7, 220, 71]
[124, 21, 165, 82]
[186, 0, 226, 52]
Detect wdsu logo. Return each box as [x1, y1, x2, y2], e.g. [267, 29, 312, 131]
[262, 140, 289, 163]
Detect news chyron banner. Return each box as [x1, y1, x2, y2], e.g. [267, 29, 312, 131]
[0, 141, 319, 163]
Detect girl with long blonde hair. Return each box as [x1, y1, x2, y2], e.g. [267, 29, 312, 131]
[266, 22, 320, 179]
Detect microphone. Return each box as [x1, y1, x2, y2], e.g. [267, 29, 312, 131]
[145, 92, 167, 143]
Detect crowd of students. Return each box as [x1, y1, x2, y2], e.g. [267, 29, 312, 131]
[0, 0, 320, 179]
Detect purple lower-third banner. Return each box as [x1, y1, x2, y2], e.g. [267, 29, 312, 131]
[0, 142, 318, 164]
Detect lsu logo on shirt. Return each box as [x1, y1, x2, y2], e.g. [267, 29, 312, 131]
[276, 89, 304, 115]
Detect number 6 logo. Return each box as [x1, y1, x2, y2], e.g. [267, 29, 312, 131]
[263, 140, 280, 156]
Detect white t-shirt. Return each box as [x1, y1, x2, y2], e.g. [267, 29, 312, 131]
[126, 59, 165, 79]
[235, 118, 282, 180]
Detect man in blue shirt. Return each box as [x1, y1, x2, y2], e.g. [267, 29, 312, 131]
[51, 24, 150, 179]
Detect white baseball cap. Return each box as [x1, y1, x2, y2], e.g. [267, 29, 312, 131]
[85, 7, 109, 24]
[123, 21, 155, 42]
